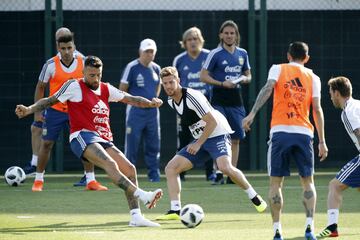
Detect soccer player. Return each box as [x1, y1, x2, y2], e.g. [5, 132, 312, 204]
[15, 56, 163, 227]
[23, 27, 78, 176]
[317, 76, 360, 238]
[156, 66, 267, 221]
[172, 27, 214, 181]
[29, 30, 107, 191]
[200, 20, 252, 184]
[242, 42, 328, 240]
[119, 38, 161, 182]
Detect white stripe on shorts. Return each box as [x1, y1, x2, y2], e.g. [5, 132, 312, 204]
[76, 134, 87, 151]
[267, 139, 272, 176]
[337, 156, 360, 182]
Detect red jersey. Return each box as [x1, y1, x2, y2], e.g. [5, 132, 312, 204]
[67, 80, 113, 141]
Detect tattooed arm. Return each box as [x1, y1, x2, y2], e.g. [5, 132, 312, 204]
[242, 79, 276, 131]
[15, 95, 59, 119]
[121, 93, 163, 108]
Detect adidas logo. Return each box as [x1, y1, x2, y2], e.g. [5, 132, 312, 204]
[284, 77, 306, 93]
[136, 74, 144, 81]
[222, 60, 228, 65]
[183, 65, 189, 71]
[286, 77, 303, 87]
[91, 100, 109, 115]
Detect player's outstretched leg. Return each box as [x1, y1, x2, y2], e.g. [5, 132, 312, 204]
[216, 155, 267, 212]
[156, 155, 192, 220]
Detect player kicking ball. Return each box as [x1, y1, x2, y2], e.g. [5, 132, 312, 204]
[156, 66, 267, 221]
[15, 56, 163, 227]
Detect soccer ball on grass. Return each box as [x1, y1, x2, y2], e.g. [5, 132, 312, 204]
[4, 166, 26, 186]
[180, 204, 204, 228]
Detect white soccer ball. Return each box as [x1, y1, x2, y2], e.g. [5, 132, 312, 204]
[180, 204, 205, 228]
[4, 166, 26, 186]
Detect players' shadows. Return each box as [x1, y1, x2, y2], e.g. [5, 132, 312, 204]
[0, 221, 131, 234]
[159, 218, 248, 229]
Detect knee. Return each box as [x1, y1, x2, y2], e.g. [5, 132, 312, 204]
[127, 162, 137, 176]
[329, 178, 342, 192]
[31, 125, 42, 135]
[104, 160, 118, 172]
[164, 163, 173, 176]
[218, 164, 232, 175]
[41, 141, 54, 152]
[164, 162, 178, 176]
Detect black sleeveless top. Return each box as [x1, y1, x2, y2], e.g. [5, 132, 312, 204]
[172, 88, 201, 128]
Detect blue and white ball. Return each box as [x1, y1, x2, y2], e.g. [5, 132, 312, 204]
[180, 204, 204, 228]
[4, 166, 26, 186]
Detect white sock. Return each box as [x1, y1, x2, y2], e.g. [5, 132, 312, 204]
[134, 188, 147, 200]
[273, 222, 282, 235]
[245, 186, 257, 199]
[327, 209, 339, 226]
[305, 217, 314, 231]
[130, 208, 142, 220]
[31, 155, 38, 166]
[35, 171, 44, 181]
[215, 170, 222, 174]
[170, 200, 181, 211]
[85, 172, 95, 184]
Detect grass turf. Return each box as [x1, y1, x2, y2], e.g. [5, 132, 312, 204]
[0, 172, 359, 240]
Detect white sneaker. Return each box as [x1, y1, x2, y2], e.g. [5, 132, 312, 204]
[129, 216, 161, 227]
[141, 189, 163, 209]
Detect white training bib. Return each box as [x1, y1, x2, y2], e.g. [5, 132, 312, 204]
[189, 120, 206, 139]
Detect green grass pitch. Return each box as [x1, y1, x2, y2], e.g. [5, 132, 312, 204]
[0, 172, 359, 240]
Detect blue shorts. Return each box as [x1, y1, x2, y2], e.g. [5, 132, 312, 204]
[32, 121, 43, 128]
[42, 108, 69, 141]
[70, 131, 114, 160]
[336, 155, 360, 188]
[268, 132, 314, 177]
[177, 134, 231, 165]
[213, 105, 246, 140]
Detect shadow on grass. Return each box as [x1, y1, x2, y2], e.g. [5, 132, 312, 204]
[0, 221, 131, 234]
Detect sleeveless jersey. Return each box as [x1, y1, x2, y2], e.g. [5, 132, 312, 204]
[67, 80, 113, 141]
[271, 64, 314, 133]
[168, 88, 233, 139]
[49, 55, 83, 112]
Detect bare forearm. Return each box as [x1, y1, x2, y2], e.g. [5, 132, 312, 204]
[200, 70, 222, 86]
[30, 97, 58, 113]
[313, 108, 325, 142]
[196, 121, 217, 146]
[123, 95, 153, 108]
[250, 81, 274, 115]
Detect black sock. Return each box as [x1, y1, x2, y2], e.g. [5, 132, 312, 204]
[251, 195, 261, 206]
[327, 223, 338, 232]
[168, 210, 180, 215]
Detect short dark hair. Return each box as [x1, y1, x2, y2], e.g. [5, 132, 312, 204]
[328, 76, 352, 98]
[288, 41, 309, 61]
[57, 33, 74, 44]
[85, 56, 103, 68]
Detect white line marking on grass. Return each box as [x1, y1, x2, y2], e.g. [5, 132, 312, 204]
[16, 216, 34, 219]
